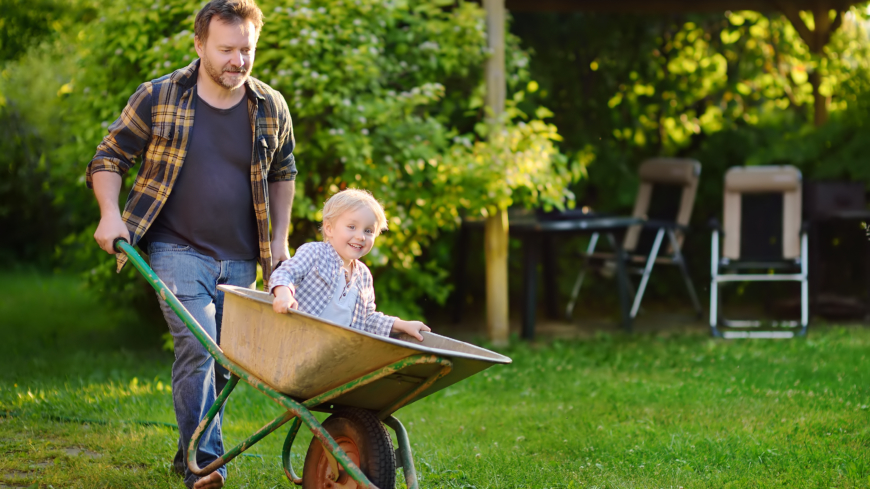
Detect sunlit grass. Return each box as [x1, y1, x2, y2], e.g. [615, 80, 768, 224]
[2, 270, 870, 488]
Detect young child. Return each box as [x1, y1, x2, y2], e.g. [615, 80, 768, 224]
[270, 189, 431, 341]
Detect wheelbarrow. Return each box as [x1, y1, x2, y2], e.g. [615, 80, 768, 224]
[115, 239, 511, 488]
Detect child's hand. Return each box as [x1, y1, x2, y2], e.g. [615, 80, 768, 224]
[272, 286, 298, 314]
[391, 319, 431, 342]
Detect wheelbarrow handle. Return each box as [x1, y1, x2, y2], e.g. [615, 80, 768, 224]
[112, 237, 224, 362]
[113, 237, 129, 253]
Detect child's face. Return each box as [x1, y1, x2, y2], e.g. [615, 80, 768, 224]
[323, 205, 378, 265]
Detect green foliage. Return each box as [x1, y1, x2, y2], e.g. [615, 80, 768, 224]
[10, 0, 870, 320]
[12, 0, 579, 320]
[514, 7, 870, 210]
[0, 13, 92, 265]
[746, 87, 870, 182]
[0, 0, 97, 63]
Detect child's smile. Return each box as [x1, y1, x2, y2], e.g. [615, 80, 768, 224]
[324, 206, 378, 268]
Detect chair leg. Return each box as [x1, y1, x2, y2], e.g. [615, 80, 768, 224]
[565, 232, 599, 319]
[800, 232, 809, 333]
[710, 230, 720, 335]
[668, 229, 703, 318]
[630, 228, 664, 318]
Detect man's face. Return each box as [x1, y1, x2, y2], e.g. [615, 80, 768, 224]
[195, 17, 258, 90]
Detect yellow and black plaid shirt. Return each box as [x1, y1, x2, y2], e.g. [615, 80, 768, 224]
[86, 60, 296, 286]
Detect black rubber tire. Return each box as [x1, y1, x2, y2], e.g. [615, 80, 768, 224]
[302, 408, 396, 489]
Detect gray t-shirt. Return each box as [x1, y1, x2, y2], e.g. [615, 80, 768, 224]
[145, 91, 258, 260]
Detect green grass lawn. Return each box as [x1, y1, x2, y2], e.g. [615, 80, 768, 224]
[2, 270, 870, 488]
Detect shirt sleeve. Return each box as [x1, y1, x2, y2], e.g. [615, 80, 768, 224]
[85, 82, 154, 189]
[268, 242, 318, 295]
[267, 91, 297, 183]
[360, 267, 397, 337]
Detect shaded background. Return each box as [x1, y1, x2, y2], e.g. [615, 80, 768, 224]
[3, 0, 870, 338]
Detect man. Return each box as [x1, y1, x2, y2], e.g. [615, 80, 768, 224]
[87, 1, 295, 487]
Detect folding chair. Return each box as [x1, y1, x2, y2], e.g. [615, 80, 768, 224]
[710, 165, 809, 339]
[565, 158, 704, 320]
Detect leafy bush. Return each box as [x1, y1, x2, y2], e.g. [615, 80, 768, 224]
[5, 0, 580, 320]
[0, 1, 95, 266]
[514, 8, 870, 210]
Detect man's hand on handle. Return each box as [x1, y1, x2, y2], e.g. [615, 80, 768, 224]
[271, 239, 290, 267]
[94, 214, 129, 255]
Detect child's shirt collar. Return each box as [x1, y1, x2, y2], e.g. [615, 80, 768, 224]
[324, 241, 360, 281]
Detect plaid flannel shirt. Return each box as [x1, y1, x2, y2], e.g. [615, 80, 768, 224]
[85, 59, 296, 287]
[268, 241, 397, 336]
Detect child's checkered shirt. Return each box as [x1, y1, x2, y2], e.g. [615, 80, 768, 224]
[268, 241, 397, 336]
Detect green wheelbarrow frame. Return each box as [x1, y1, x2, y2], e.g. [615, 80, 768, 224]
[116, 239, 451, 489]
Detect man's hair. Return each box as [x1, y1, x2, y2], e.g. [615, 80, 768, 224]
[322, 189, 389, 237]
[194, 0, 264, 44]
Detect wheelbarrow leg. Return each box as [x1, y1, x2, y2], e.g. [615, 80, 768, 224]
[385, 416, 418, 489]
[187, 374, 240, 474]
[282, 417, 303, 485]
[190, 384, 379, 488]
[188, 375, 297, 477]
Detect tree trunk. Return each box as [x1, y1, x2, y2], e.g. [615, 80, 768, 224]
[776, 1, 843, 126]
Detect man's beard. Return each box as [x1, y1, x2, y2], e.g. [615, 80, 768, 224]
[201, 53, 249, 90]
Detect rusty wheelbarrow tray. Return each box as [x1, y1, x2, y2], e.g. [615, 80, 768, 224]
[115, 239, 511, 489]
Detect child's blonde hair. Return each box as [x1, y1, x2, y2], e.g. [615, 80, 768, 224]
[322, 188, 389, 237]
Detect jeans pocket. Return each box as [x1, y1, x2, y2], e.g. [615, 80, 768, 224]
[149, 242, 193, 254]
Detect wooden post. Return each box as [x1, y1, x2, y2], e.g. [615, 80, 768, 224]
[484, 0, 509, 345]
[485, 210, 509, 345]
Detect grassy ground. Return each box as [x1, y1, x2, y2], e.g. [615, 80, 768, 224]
[2, 270, 870, 488]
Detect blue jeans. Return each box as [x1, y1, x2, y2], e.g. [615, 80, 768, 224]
[148, 242, 257, 488]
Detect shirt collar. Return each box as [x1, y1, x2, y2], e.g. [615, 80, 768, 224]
[324, 241, 359, 280]
[173, 59, 266, 101]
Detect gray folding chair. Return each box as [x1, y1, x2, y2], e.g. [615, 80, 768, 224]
[566, 158, 703, 320]
[710, 165, 809, 338]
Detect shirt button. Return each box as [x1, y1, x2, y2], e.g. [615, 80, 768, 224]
[327, 295, 332, 300]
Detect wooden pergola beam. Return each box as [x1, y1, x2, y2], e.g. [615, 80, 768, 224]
[505, 0, 857, 13]
[777, 1, 817, 48]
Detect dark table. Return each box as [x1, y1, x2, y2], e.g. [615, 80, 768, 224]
[454, 213, 643, 340]
[511, 215, 643, 339]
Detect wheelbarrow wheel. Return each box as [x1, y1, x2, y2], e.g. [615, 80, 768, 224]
[302, 407, 396, 489]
